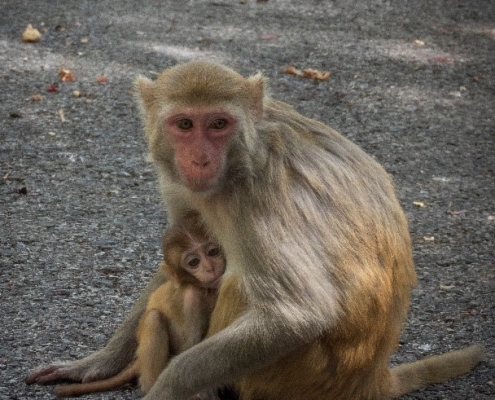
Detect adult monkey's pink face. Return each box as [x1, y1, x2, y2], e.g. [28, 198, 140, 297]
[135, 60, 264, 193]
[164, 106, 237, 192]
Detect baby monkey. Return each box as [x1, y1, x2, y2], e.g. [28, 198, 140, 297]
[54, 212, 226, 397]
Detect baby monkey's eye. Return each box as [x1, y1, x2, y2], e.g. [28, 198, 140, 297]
[177, 119, 193, 130]
[188, 258, 200, 268]
[211, 119, 227, 129]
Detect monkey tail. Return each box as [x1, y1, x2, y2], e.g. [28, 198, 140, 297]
[389, 344, 486, 398]
[53, 361, 138, 398]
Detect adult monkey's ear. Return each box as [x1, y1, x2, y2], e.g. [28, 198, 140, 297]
[134, 76, 155, 116]
[246, 72, 266, 122]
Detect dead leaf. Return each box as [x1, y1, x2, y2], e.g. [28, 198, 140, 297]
[302, 68, 330, 81]
[285, 66, 303, 76]
[96, 76, 108, 84]
[58, 68, 76, 82]
[30, 94, 43, 102]
[58, 109, 66, 123]
[22, 24, 41, 43]
[46, 84, 58, 93]
[284, 66, 330, 81]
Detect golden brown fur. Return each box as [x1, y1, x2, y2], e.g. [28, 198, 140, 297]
[208, 279, 485, 400]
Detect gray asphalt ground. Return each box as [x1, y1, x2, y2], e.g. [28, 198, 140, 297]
[1, 1, 494, 399]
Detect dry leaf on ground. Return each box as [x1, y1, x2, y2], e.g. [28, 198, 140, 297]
[21, 24, 41, 42]
[284, 66, 330, 81]
[58, 68, 76, 82]
[46, 84, 58, 92]
[58, 109, 66, 123]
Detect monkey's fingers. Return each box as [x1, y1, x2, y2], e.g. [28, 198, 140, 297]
[26, 362, 101, 386]
[26, 365, 73, 385]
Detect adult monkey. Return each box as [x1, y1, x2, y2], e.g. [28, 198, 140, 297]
[26, 60, 484, 399]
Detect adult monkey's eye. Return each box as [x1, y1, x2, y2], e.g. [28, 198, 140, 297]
[177, 119, 193, 130]
[211, 119, 227, 129]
